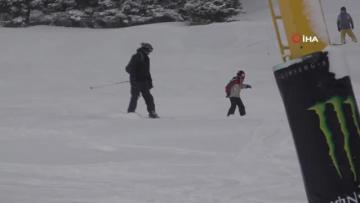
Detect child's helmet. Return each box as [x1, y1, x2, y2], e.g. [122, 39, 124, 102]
[141, 42, 153, 52]
[237, 70, 245, 77]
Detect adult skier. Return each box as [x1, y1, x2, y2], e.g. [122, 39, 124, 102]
[225, 70, 251, 117]
[126, 42, 159, 118]
[337, 6, 358, 44]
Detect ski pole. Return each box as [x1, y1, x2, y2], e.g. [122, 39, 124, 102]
[89, 80, 129, 90]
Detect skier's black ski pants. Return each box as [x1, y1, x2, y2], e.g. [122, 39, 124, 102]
[128, 81, 155, 113]
[227, 97, 245, 116]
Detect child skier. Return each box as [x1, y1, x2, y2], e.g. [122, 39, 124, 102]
[225, 70, 251, 117]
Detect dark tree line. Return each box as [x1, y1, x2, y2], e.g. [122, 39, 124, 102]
[0, 0, 241, 27]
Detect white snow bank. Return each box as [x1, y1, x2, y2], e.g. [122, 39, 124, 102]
[326, 45, 350, 79]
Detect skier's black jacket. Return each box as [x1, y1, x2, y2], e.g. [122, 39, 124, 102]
[126, 48, 152, 84]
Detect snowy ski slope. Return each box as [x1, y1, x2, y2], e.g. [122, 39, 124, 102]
[0, 0, 360, 202]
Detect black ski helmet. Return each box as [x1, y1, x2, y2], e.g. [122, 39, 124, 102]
[237, 70, 245, 77]
[341, 6, 346, 12]
[141, 42, 153, 52]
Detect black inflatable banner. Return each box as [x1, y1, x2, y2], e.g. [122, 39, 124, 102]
[274, 52, 360, 203]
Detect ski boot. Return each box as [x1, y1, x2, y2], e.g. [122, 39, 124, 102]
[149, 111, 159, 119]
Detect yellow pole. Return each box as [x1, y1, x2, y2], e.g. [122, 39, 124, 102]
[268, 0, 287, 62]
[273, 0, 328, 59]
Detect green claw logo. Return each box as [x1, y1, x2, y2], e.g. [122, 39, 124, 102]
[309, 96, 360, 181]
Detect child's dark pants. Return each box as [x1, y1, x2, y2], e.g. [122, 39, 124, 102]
[227, 97, 245, 116]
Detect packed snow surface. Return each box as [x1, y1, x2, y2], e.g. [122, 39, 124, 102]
[1, 0, 360, 202]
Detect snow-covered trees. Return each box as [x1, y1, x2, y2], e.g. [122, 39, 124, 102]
[183, 0, 241, 24]
[0, 0, 242, 27]
[0, 0, 31, 26]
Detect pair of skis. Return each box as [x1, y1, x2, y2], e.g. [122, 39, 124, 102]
[90, 82, 161, 119]
[89, 80, 129, 90]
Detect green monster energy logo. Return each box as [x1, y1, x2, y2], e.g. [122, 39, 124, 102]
[308, 96, 360, 181]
